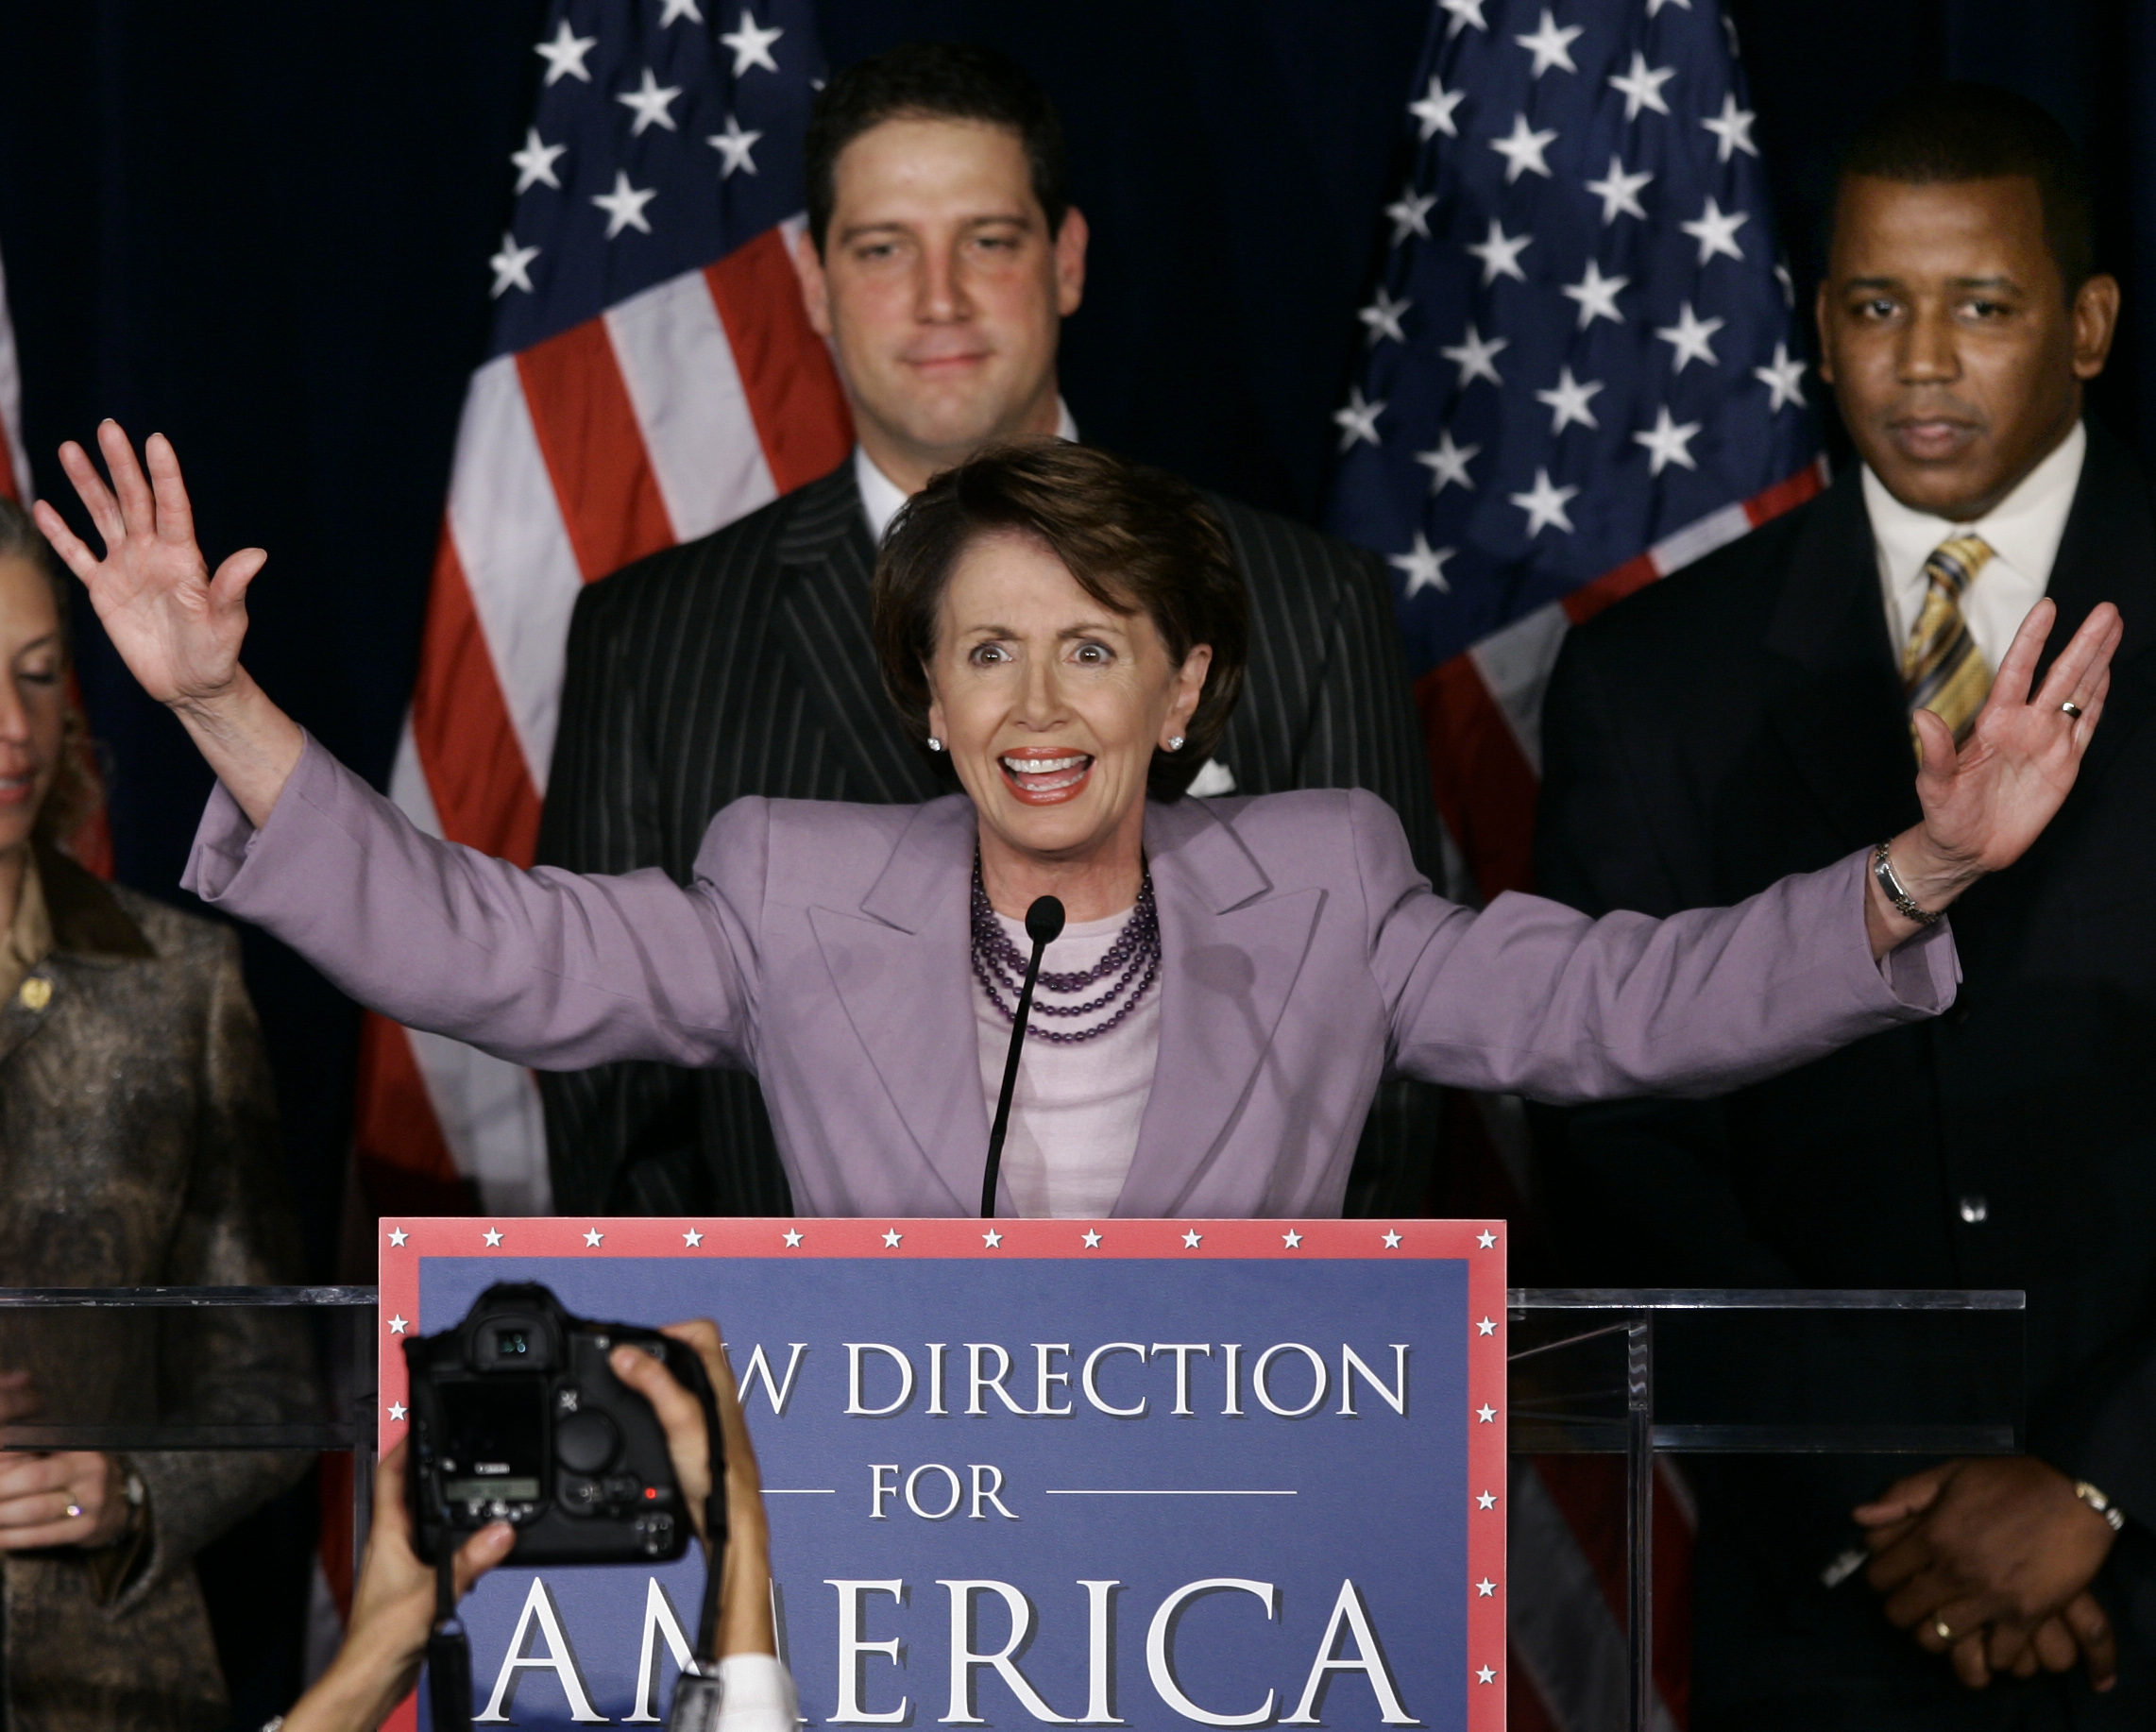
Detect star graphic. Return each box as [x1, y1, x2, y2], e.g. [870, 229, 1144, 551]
[983, 1230, 1004, 1248]
[1647, 0, 1690, 12]
[1584, 155, 1652, 225]
[1389, 534, 1454, 600]
[1511, 468, 1580, 536]
[1477, 1404, 1497, 1423]
[1701, 93, 1759, 161]
[489, 232, 540, 297]
[388, 1316, 408, 1335]
[1477, 1316, 1497, 1336]
[593, 171, 658, 239]
[720, 8, 784, 76]
[1440, 321, 1508, 387]
[1607, 51, 1675, 119]
[1382, 1230, 1404, 1248]
[882, 1230, 902, 1248]
[1081, 1230, 1103, 1248]
[708, 114, 763, 178]
[1466, 217, 1531, 284]
[783, 1229, 804, 1247]
[1561, 259, 1627, 329]
[1755, 340, 1808, 411]
[1359, 286, 1411, 345]
[1488, 111, 1557, 183]
[387, 1229, 408, 1248]
[511, 128, 567, 194]
[1439, 0, 1487, 33]
[1182, 1230, 1203, 1248]
[1536, 365, 1604, 434]
[1681, 195, 1749, 265]
[1477, 1666, 1497, 1685]
[1408, 76, 1466, 141]
[1477, 1230, 1498, 1248]
[1477, 1489, 1498, 1509]
[1477, 1579, 1497, 1597]
[484, 1228, 503, 1247]
[1635, 404, 1703, 475]
[1333, 386, 1384, 450]
[388, 1401, 408, 1422]
[1655, 300, 1724, 371]
[584, 1228, 604, 1247]
[618, 68, 684, 136]
[535, 19, 598, 87]
[1514, 8, 1583, 76]
[683, 1229, 705, 1247]
[1384, 187, 1435, 246]
[659, 0, 704, 21]
[1282, 1231, 1304, 1248]
[1417, 430, 1480, 494]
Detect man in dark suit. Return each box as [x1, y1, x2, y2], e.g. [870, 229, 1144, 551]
[1536, 85, 2155, 1727]
[536, 43, 1441, 1219]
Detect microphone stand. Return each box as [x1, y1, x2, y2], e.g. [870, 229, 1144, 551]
[982, 895, 1064, 1217]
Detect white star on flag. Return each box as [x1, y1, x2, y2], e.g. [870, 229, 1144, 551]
[1477, 1667, 1498, 1684]
[1333, 386, 1384, 450]
[618, 68, 684, 136]
[983, 1230, 1003, 1247]
[1561, 259, 1627, 328]
[659, 0, 704, 22]
[1635, 404, 1703, 474]
[489, 233, 540, 297]
[783, 1229, 804, 1247]
[1511, 467, 1580, 535]
[484, 1228, 503, 1246]
[1440, 0, 1488, 34]
[1514, 8, 1583, 76]
[721, 8, 784, 75]
[1383, 1230, 1404, 1248]
[594, 171, 658, 238]
[1607, 52, 1675, 119]
[1477, 1490, 1498, 1509]
[1775, 262, 1796, 306]
[535, 19, 598, 86]
[1359, 286, 1411, 345]
[708, 114, 763, 178]
[1682, 195, 1749, 264]
[1585, 155, 1652, 224]
[1389, 533, 1454, 599]
[1409, 76, 1466, 140]
[1477, 1230, 1498, 1248]
[1417, 430, 1479, 493]
[389, 1316, 408, 1334]
[1477, 1404, 1498, 1422]
[387, 1229, 408, 1248]
[1536, 365, 1604, 433]
[584, 1229, 603, 1246]
[882, 1230, 902, 1248]
[1081, 1230, 1102, 1248]
[1182, 1231, 1203, 1248]
[683, 1229, 704, 1247]
[1282, 1231, 1303, 1248]
[388, 1401, 408, 1422]
[1655, 299, 1724, 371]
[1755, 340, 1808, 410]
[1488, 111, 1557, 183]
[1477, 1316, 1497, 1335]
[1648, 0, 1690, 12]
[1478, 1579, 1497, 1596]
[1384, 187, 1435, 245]
[1466, 216, 1532, 284]
[1701, 93, 1759, 161]
[1441, 321, 1508, 386]
[511, 128, 567, 194]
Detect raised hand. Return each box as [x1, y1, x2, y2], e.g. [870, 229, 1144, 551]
[32, 421, 265, 711]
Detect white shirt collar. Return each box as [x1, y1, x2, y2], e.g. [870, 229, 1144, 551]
[855, 398, 1080, 544]
[1862, 420, 2085, 668]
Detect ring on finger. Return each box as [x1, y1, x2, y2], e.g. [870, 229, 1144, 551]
[2062, 701, 2084, 719]
[1934, 1617, 1954, 1643]
[63, 1502, 82, 1520]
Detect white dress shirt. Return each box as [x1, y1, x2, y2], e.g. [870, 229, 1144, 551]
[1862, 419, 2084, 670]
[855, 398, 1082, 544]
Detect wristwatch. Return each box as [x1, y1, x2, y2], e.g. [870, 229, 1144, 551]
[2075, 1479, 2127, 1533]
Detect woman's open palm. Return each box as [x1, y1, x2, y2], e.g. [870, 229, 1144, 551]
[1914, 595, 2120, 875]
[30, 421, 264, 710]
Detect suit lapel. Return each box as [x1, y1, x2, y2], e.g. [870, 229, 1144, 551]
[2036, 422, 2156, 678]
[1115, 801, 1324, 1217]
[808, 798, 986, 1214]
[772, 466, 944, 806]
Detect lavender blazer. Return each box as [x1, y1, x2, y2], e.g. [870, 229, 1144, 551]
[183, 739, 1958, 1218]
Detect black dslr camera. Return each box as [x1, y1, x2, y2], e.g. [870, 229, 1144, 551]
[403, 1282, 717, 1567]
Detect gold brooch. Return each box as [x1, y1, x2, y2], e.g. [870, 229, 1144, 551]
[18, 978, 49, 1011]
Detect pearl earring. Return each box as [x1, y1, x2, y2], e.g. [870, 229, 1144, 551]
[926, 737, 944, 753]
[1166, 736, 1185, 752]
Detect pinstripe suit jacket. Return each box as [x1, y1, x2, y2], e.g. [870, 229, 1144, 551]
[535, 459, 1444, 1217]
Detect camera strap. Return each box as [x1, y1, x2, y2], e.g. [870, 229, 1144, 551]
[667, 1390, 732, 1732]
[426, 1541, 475, 1732]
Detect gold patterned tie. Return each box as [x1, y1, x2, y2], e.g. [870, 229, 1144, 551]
[1902, 535, 1995, 755]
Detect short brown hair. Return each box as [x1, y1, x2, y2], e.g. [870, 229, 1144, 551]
[0, 496, 104, 854]
[873, 442, 1248, 801]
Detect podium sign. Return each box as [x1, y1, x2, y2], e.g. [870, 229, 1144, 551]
[379, 1217, 1506, 1731]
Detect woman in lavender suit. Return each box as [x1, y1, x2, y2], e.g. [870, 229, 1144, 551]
[39, 428, 2118, 1221]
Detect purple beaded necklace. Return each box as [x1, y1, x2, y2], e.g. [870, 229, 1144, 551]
[970, 856, 1161, 1044]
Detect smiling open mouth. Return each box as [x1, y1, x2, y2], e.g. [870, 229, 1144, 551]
[998, 752, 1094, 800]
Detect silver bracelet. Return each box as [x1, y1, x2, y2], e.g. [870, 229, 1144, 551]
[1871, 840, 1945, 925]
[2075, 1479, 2127, 1533]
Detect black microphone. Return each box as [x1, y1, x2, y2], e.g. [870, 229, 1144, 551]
[982, 895, 1064, 1217]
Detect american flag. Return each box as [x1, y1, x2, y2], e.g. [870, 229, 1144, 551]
[353, 0, 851, 1217]
[0, 248, 30, 503]
[1326, 0, 1821, 903]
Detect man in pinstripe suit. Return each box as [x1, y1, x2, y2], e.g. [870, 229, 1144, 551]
[535, 42, 1443, 1218]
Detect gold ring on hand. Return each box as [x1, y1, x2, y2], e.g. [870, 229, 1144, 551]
[1933, 1617, 1954, 1643]
[2062, 701, 2084, 718]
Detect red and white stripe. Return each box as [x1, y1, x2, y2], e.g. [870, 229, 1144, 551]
[352, 219, 852, 1216]
[1422, 459, 1829, 902]
[0, 249, 31, 503]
